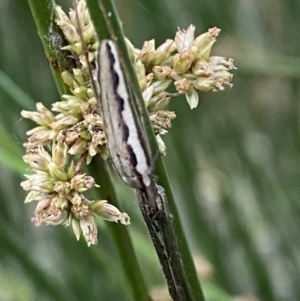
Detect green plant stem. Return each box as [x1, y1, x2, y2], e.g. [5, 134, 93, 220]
[86, 0, 110, 39]
[88, 158, 152, 301]
[27, 0, 72, 96]
[89, 0, 206, 300]
[157, 160, 205, 301]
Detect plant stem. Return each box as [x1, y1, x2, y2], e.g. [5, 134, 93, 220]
[88, 159, 152, 301]
[27, 0, 73, 96]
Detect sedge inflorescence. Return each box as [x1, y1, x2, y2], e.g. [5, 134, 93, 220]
[21, 0, 235, 246]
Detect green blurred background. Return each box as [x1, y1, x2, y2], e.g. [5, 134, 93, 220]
[0, 0, 299, 300]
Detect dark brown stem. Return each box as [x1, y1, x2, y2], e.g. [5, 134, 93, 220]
[75, 151, 89, 174]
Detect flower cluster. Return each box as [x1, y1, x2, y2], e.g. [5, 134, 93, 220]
[135, 25, 235, 111]
[21, 0, 235, 246]
[21, 139, 129, 246]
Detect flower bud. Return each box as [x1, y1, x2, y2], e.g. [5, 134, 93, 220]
[55, 6, 70, 24]
[54, 181, 71, 196]
[146, 92, 170, 111]
[52, 141, 69, 167]
[185, 87, 199, 109]
[21, 173, 54, 193]
[51, 115, 79, 130]
[58, 22, 79, 45]
[67, 161, 75, 179]
[23, 146, 52, 171]
[71, 174, 97, 192]
[156, 135, 167, 155]
[175, 25, 195, 52]
[70, 191, 82, 205]
[91, 200, 130, 225]
[36, 103, 56, 124]
[193, 77, 215, 92]
[173, 50, 193, 74]
[21, 103, 55, 126]
[41, 209, 68, 226]
[152, 80, 172, 95]
[192, 59, 211, 76]
[68, 138, 87, 155]
[138, 39, 155, 66]
[83, 22, 95, 44]
[24, 127, 54, 147]
[174, 78, 190, 93]
[192, 27, 220, 60]
[125, 38, 137, 62]
[135, 60, 147, 90]
[48, 162, 68, 181]
[72, 218, 81, 241]
[142, 85, 154, 103]
[152, 66, 172, 80]
[79, 214, 98, 246]
[24, 191, 45, 203]
[153, 39, 176, 65]
[61, 70, 74, 87]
